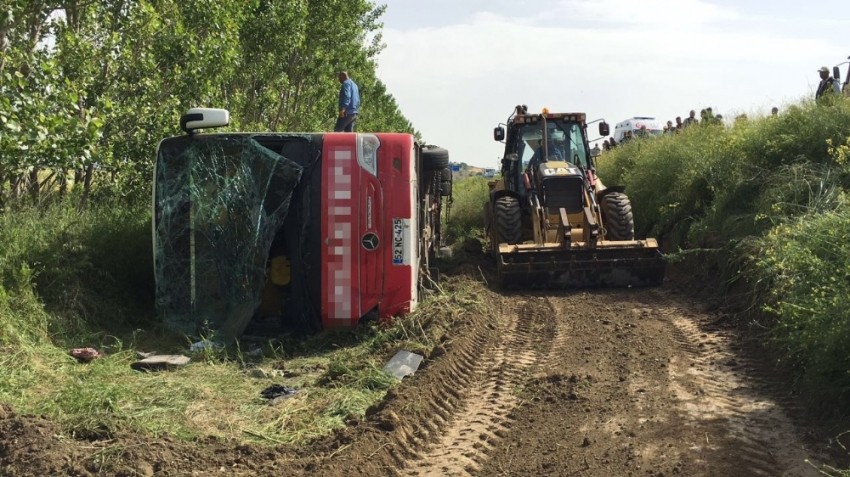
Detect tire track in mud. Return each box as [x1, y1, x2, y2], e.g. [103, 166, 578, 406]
[665, 306, 820, 477]
[401, 296, 555, 476]
[379, 318, 496, 470]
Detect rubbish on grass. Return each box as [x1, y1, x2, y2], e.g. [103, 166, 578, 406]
[383, 350, 424, 380]
[260, 384, 299, 400]
[69, 348, 101, 363]
[189, 339, 223, 353]
[131, 354, 191, 372]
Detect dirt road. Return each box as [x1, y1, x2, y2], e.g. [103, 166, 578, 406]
[326, 286, 831, 477]
[0, 282, 840, 476]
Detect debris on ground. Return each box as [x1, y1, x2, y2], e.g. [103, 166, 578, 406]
[135, 351, 156, 359]
[246, 347, 264, 357]
[130, 354, 191, 372]
[260, 384, 300, 405]
[188, 339, 223, 353]
[69, 348, 101, 363]
[383, 350, 424, 380]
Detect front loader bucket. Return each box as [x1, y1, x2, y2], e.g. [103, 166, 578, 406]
[496, 240, 665, 288]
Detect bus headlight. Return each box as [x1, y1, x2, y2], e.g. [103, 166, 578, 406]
[357, 134, 380, 176]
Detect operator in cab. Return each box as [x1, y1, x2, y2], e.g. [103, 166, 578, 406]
[527, 129, 566, 171]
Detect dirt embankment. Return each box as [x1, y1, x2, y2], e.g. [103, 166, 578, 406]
[1, 282, 846, 476]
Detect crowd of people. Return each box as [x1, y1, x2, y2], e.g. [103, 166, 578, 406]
[598, 65, 846, 153]
[599, 105, 783, 152]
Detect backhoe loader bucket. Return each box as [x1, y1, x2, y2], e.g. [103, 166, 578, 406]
[496, 240, 665, 288]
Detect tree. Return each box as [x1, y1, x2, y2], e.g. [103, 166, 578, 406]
[0, 0, 417, 207]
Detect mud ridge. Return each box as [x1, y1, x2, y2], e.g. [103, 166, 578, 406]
[307, 289, 535, 476]
[402, 296, 556, 476]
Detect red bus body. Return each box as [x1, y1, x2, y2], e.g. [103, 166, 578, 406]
[320, 133, 420, 328]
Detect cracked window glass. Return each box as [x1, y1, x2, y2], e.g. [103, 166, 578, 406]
[154, 136, 303, 340]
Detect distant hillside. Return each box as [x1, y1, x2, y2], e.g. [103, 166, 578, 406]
[451, 163, 495, 180]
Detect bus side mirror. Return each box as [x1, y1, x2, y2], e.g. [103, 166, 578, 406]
[834, 66, 841, 81]
[494, 126, 505, 141]
[599, 122, 610, 137]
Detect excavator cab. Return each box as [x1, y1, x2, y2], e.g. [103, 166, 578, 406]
[485, 106, 665, 288]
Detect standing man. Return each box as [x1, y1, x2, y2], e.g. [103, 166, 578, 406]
[815, 66, 841, 101]
[683, 110, 698, 127]
[590, 143, 601, 158]
[334, 71, 360, 132]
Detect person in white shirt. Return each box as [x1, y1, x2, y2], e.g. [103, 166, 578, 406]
[815, 66, 841, 100]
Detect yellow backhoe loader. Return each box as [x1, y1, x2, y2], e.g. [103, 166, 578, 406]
[484, 105, 665, 287]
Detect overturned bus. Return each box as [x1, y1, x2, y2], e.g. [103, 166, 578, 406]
[153, 108, 450, 340]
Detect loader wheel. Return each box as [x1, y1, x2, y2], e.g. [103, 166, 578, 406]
[422, 146, 449, 171]
[438, 167, 452, 196]
[494, 196, 522, 244]
[602, 192, 635, 241]
[441, 166, 453, 182]
[440, 180, 452, 197]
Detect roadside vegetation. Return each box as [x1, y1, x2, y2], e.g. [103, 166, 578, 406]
[597, 95, 850, 413]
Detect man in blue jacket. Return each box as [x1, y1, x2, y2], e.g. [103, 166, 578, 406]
[334, 71, 360, 132]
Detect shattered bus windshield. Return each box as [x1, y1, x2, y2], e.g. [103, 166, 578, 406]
[153, 135, 305, 340]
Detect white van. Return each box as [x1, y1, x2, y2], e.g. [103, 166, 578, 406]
[613, 117, 663, 142]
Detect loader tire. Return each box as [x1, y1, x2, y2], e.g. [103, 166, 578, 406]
[422, 146, 449, 171]
[494, 196, 522, 244]
[440, 180, 452, 197]
[441, 166, 453, 182]
[440, 167, 452, 197]
[602, 192, 635, 241]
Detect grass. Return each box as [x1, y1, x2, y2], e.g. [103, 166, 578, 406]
[444, 175, 490, 244]
[0, 199, 487, 444]
[749, 207, 850, 402]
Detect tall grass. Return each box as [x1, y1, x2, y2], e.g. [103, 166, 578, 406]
[598, 96, 850, 410]
[0, 201, 154, 345]
[444, 176, 490, 244]
[0, 200, 160, 436]
[750, 208, 850, 403]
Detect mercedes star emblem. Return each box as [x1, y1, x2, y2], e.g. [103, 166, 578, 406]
[361, 233, 379, 250]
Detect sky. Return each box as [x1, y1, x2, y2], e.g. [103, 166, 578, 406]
[374, 0, 850, 168]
